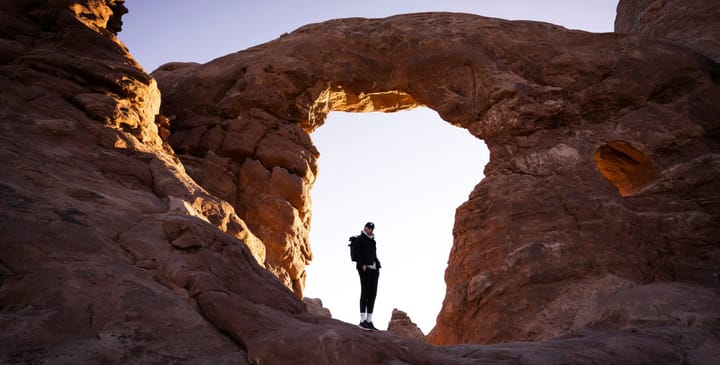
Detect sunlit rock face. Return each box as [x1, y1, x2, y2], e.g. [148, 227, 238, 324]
[156, 2, 720, 347]
[2, 0, 720, 363]
[0, 0, 281, 363]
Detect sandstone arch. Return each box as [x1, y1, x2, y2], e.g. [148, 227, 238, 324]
[154, 12, 720, 345]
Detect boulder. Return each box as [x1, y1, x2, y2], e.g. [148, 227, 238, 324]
[387, 309, 425, 341]
[303, 297, 332, 318]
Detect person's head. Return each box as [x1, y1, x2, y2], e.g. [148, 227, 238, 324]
[364, 221, 375, 234]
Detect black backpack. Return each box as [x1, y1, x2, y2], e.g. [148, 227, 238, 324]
[348, 236, 360, 262]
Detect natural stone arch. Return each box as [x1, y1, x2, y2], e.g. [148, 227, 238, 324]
[155, 12, 720, 345]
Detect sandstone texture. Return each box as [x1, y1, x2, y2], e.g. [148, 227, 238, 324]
[616, 0, 720, 63]
[303, 297, 332, 318]
[1, 0, 719, 364]
[387, 309, 425, 341]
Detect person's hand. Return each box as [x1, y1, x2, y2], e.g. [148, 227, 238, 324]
[362, 265, 367, 271]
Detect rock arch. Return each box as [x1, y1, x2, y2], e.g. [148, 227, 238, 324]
[155, 12, 720, 345]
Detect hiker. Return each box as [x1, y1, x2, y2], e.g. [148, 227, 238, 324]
[349, 221, 382, 330]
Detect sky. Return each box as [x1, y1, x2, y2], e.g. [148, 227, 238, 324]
[120, 0, 618, 334]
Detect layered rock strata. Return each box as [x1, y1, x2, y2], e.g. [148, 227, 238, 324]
[1, 0, 719, 363]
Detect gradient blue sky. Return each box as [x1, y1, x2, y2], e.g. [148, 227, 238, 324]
[120, 0, 618, 333]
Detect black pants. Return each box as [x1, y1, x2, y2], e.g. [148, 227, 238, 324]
[358, 268, 379, 314]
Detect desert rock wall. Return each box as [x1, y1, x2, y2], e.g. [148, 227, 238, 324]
[616, 0, 720, 63]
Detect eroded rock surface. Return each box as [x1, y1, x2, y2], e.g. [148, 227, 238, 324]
[616, 0, 720, 63]
[303, 297, 332, 318]
[387, 309, 425, 341]
[0, 0, 276, 363]
[1, 0, 719, 364]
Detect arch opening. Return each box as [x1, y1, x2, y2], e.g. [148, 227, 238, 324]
[594, 141, 656, 197]
[303, 107, 489, 334]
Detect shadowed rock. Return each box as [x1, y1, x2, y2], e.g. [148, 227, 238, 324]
[616, 0, 720, 63]
[303, 297, 332, 318]
[387, 309, 425, 341]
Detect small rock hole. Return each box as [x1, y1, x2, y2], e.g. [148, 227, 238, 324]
[594, 141, 656, 197]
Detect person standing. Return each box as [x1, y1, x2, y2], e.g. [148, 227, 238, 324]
[350, 221, 381, 330]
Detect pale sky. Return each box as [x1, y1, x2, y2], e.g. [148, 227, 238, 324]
[120, 0, 618, 333]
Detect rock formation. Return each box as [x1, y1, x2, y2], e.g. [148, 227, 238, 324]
[387, 309, 425, 341]
[1, 0, 719, 363]
[615, 0, 720, 63]
[155, 0, 720, 346]
[303, 297, 332, 318]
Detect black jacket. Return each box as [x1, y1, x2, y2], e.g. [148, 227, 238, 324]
[351, 232, 381, 270]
